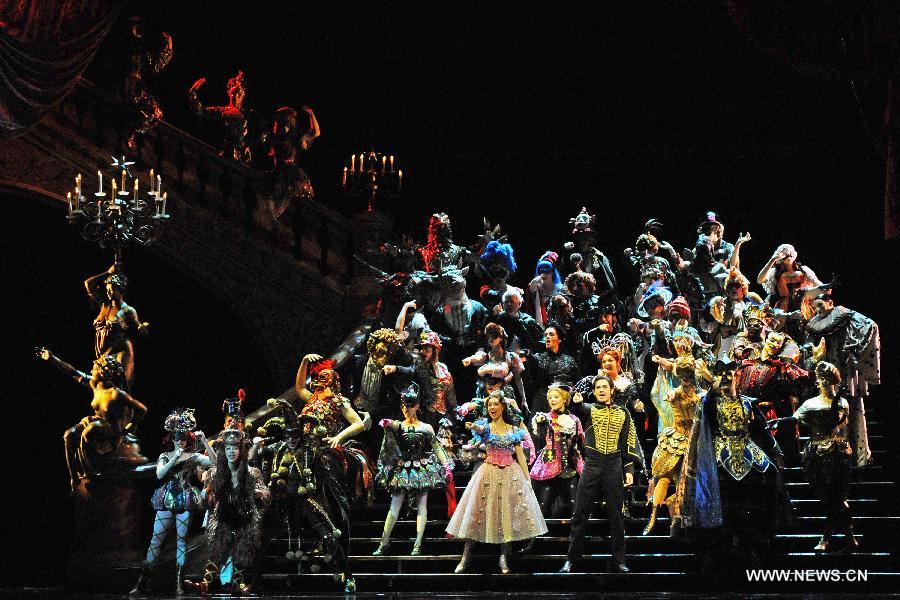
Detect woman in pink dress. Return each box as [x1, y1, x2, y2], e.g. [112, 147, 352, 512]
[446, 392, 547, 574]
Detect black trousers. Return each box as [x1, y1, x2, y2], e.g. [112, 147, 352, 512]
[536, 475, 579, 518]
[566, 455, 625, 565]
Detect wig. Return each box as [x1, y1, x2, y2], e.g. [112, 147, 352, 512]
[480, 240, 518, 275]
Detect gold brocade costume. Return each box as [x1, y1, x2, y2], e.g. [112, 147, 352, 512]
[713, 394, 773, 480]
[650, 387, 700, 479]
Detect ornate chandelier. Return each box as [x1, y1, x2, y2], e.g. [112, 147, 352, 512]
[66, 156, 170, 263]
[342, 150, 402, 213]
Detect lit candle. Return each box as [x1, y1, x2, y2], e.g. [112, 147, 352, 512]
[161, 192, 168, 216]
[390, 155, 394, 172]
[149, 169, 155, 193]
[382, 156, 386, 173]
[157, 175, 162, 198]
[342, 167, 348, 187]
[359, 153, 365, 172]
[75, 174, 82, 197]
[121, 169, 126, 191]
[111, 179, 117, 206]
[97, 170, 103, 195]
[398, 169, 403, 192]
[351, 154, 356, 172]
[133, 179, 139, 207]
[67, 192, 73, 216]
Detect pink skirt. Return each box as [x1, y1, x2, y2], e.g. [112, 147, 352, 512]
[445, 461, 548, 544]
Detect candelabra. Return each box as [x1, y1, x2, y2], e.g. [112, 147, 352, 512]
[66, 157, 170, 264]
[341, 150, 402, 213]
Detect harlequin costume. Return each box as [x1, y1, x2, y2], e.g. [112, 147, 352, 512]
[530, 407, 585, 517]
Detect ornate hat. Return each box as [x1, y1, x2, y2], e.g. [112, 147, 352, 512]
[569, 207, 595, 235]
[665, 296, 691, 318]
[164, 408, 197, 433]
[222, 389, 246, 417]
[399, 382, 421, 407]
[637, 282, 674, 318]
[536, 251, 559, 272]
[697, 211, 723, 233]
[416, 330, 443, 352]
[220, 428, 246, 445]
[548, 382, 573, 393]
[743, 303, 772, 325]
[309, 358, 337, 377]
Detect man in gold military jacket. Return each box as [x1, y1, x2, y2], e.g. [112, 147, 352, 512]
[560, 374, 643, 573]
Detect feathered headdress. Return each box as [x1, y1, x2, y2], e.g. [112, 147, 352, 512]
[164, 407, 197, 433]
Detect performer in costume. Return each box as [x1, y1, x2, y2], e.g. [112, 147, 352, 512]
[756, 243, 822, 338]
[488, 287, 545, 354]
[803, 292, 880, 466]
[527, 251, 566, 327]
[768, 362, 857, 552]
[352, 328, 402, 414]
[447, 391, 547, 574]
[184, 428, 269, 595]
[527, 324, 579, 414]
[131, 409, 214, 595]
[644, 356, 707, 535]
[735, 331, 812, 466]
[707, 265, 762, 365]
[384, 330, 457, 431]
[560, 375, 643, 573]
[530, 384, 585, 519]
[478, 239, 520, 312]
[681, 366, 785, 567]
[188, 70, 252, 164]
[648, 298, 712, 435]
[251, 399, 366, 592]
[373, 383, 450, 556]
[462, 322, 527, 411]
[294, 354, 370, 449]
[574, 346, 645, 421]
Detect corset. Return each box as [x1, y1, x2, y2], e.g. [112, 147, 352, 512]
[670, 388, 700, 435]
[302, 393, 344, 437]
[398, 425, 432, 459]
[484, 426, 523, 467]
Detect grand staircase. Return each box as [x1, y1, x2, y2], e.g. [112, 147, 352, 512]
[250, 390, 897, 594]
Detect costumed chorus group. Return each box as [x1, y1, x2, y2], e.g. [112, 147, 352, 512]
[47, 208, 878, 595]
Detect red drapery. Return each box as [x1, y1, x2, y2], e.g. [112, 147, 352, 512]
[725, 0, 900, 240]
[0, 0, 121, 139]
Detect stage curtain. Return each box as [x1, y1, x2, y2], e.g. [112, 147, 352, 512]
[0, 0, 122, 140]
[725, 0, 900, 239]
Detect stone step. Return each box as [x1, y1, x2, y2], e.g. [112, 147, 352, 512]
[345, 515, 900, 538]
[441, 461, 889, 488]
[352, 497, 890, 524]
[253, 553, 897, 593]
[265, 532, 885, 556]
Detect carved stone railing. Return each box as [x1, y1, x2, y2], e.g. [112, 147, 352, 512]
[0, 78, 380, 386]
[51, 80, 357, 283]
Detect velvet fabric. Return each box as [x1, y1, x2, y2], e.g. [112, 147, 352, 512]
[0, 0, 121, 139]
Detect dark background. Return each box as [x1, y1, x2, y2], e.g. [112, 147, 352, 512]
[2, 1, 896, 586]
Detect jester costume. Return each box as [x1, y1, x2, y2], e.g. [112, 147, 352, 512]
[530, 410, 585, 517]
